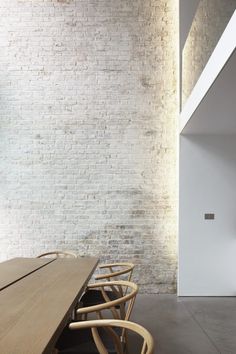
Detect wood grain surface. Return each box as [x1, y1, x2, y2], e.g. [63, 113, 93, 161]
[0, 257, 99, 354]
[0, 257, 54, 291]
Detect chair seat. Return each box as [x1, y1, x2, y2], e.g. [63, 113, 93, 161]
[56, 325, 120, 354]
[81, 289, 119, 307]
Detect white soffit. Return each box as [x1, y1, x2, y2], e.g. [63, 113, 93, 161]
[181, 48, 236, 135]
[180, 10, 236, 134]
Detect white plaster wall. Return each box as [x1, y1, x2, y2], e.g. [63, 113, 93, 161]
[179, 135, 236, 296]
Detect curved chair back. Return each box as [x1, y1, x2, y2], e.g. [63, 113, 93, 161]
[95, 263, 135, 282]
[37, 251, 77, 258]
[77, 280, 138, 323]
[69, 319, 154, 354]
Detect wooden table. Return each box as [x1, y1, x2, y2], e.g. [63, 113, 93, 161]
[0, 257, 54, 291]
[0, 257, 99, 354]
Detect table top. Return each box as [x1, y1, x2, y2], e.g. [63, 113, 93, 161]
[0, 257, 99, 354]
[0, 257, 54, 291]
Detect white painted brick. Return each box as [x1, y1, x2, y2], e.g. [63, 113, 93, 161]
[0, 0, 178, 293]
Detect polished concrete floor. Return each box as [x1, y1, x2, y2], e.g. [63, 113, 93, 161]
[130, 295, 236, 354]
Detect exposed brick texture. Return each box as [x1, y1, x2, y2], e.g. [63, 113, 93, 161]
[0, 0, 178, 293]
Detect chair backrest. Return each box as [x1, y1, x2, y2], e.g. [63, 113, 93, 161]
[37, 251, 77, 258]
[95, 262, 135, 282]
[69, 319, 154, 354]
[77, 280, 138, 323]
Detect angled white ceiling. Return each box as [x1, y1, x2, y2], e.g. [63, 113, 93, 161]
[180, 10, 236, 135]
[182, 48, 236, 135]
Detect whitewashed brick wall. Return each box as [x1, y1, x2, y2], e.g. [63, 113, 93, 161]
[0, 0, 178, 293]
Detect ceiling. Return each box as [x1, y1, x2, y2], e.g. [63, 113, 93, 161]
[182, 48, 236, 135]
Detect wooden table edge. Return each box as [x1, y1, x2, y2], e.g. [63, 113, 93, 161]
[44, 257, 99, 354]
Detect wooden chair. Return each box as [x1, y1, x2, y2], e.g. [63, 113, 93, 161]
[37, 251, 77, 258]
[61, 319, 154, 354]
[78, 280, 138, 321]
[55, 281, 138, 354]
[95, 263, 135, 282]
[81, 263, 135, 307]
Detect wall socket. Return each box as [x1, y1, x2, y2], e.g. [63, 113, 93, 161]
[204, 213, 215, 220]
